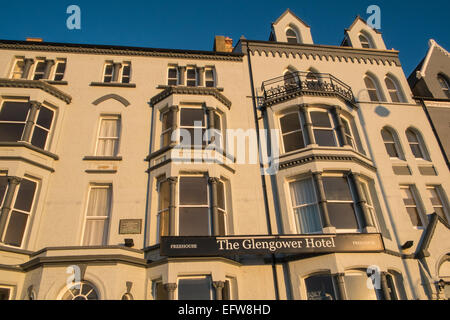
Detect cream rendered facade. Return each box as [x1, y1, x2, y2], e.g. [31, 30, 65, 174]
[0, 9, 449, 300]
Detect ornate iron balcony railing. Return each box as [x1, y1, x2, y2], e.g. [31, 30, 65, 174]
[260, 71, 355, 107]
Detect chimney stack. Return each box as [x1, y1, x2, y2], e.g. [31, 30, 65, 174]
[26, 37, 43, 42]
[213, 36, 233, 53]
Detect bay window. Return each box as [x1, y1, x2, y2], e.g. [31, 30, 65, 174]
[178, 276, 214, 300]
[1, 177, 38, 248]
[289, 178, 322, 234]
[157, 178, 170, 240]
[0, 101, 54, 150]
[305, 274, 339, 300]
[310, 110, 337, 147]
[280, 112, 305, 153]
[323, 176, 360, 232]
[344, 271, 379, 300]
[340, 117, 355, 149]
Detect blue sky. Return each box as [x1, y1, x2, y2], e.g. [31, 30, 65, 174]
[0, 0, 448, 76]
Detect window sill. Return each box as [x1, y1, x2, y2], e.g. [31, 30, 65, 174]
[0, 141, 59, 160]
[90, 82, 136, 88]
[157, 84, 224, 92]
[83, 156, 123, 161]
[44, 80, 68, 85]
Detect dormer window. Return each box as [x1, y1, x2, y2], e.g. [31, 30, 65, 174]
[359, 34, 372, 49]
[286, 28, 299, 44]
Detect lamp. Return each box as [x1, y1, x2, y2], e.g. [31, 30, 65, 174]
[438, 279, 446, 291]
[124, 238, 134, 248]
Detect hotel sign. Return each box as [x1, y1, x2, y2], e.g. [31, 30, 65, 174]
[160, 234, 384, 257]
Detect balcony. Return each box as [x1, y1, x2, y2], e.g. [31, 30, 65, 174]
[260, 71, 355, 107]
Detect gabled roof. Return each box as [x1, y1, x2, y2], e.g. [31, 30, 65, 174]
[345, 15, 382, 34]
[416, 39, 450, 78]
[272, 8, 310, 28]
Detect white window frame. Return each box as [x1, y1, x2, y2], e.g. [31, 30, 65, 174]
[0, 100, 31, 142]
[210, 110, 224, 149]
[102, 62, 114, 83]
[437, 74, 450, 98]
[385, 76, 403, 103]
[167, 67, 179, 86]
[204, 67, 216, 87]
[309, 108, 338, 147]
[186, 67, 198, 87]
[1, 177, 38, 249]
[381, 128, 402, 160]
[406, 129, 427, 160]
[364, 75, 381, 102]
[288, 177, 322, 235]
[29, 104, 55, 150]
[176, 275, 214, 300]
[359, 180, 379, 231]
[156, 178, 170, 242]
[177, 175, 211, 236]
[285, 27, 299, 44]
[359, 34, 372, 49]
[426, 185, 449, 222]
[120, 62, 131, 84]
[178, 107, 207, 147]
[52, 59, 67, 81]
[323, 173, 363, 234]
[94, 115, 121, 157]
[400, 185, 424, 229]
[217, 178, 228, 235]
[32, 59, 47, 80]
[279, 111, 305, 154]
[340, 116, 356, 149]
[10, 58, 25, 79]
[81, 184, 112, 246]
[160, 109, 174, 148]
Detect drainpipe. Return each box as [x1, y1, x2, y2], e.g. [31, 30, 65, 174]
[245, 42, 280, 300]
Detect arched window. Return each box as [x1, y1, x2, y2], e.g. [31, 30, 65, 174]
[343, 270, 380, 300]
[61, 282, 99, 300]
[304, 273, 339, 300]
[406, 128, 428, 160]
[385, 76, 404, 103]
[359, 34, 372, 49]
[437, 74, 450, 98]
[381, 128, 402, 159]
[286, 28, 299, 44]
[364, 75, 382, 102]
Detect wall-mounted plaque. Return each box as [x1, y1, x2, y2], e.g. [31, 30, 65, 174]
[119, 219, 142, 235]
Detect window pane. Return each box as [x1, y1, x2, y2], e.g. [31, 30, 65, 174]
[314, 129, 336, 147]
[179, 177, 208, 205]
[305, 275, 337, 300]
[217, 180, 225, 210]
[161, 131, 173, 147]
[323, 177, 352, 200]
[180, 109, 204, 127]
[0, 123, 25, 141]
[0, 102, 30, 121]
[389, 91, 400, 103]
[179, 207, 210, 236]
[406, 207, 423, 227]
[159, 180, 170, 211]
[406, 130, 418, 143]
[410, 144, 423, 158]
[0, 176, 8, 205]
[328, 203, 359, 230]
[86, 187, 111, 217]
[368, 89, 379, 102]
[295, 206, 322, 233]
[83, 219, 108, 245]
[385, 143, 399, 158]
[310, 111, 332, 128]
[290, 179, 316, 206]
[33, 62, 46, 80]
[36, 107, 54, 129]
[162, 111, 173, 131]
[31, 126, 48, 149]
[56, 62, 66, 74]
[280, 113, 301, 134]
[283, 131, 305, 152]
[0, 288, 10, 300]
[155, 282, 169, 300]
[168, 68, 177, 79]
[14, 179, 37, 212]
[344, 273, 378, 300]
[4, 210, 28, 247]
[178, 278, 212, 300]
[187, 69, 196, 79]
